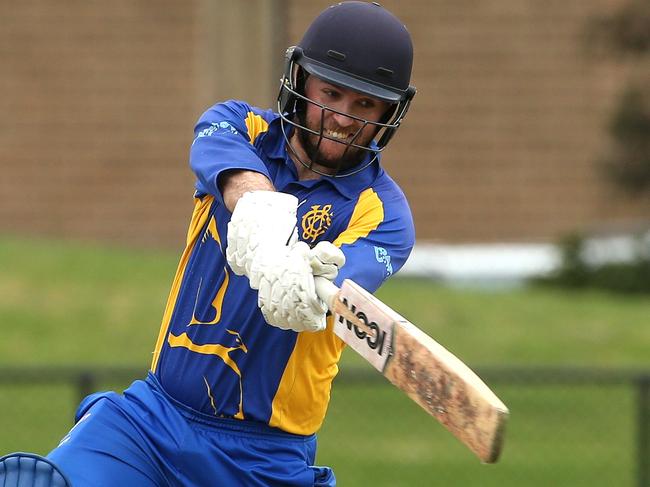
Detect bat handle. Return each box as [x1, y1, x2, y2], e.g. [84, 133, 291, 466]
[314, 276, 340, 311]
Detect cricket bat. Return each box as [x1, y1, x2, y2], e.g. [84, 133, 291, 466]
[315, 277, 509, 463]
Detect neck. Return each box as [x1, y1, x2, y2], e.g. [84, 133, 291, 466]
[287, 132, 335, 181]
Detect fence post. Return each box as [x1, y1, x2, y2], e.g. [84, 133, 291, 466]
[639, 375, 650, 487]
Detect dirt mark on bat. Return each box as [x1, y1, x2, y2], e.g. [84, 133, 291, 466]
[395, 341, 481, 434]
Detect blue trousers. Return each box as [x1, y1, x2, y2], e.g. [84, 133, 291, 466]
[47, 374, 335, 486]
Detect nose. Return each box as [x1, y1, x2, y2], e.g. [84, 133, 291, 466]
[329, 108, 355, 128]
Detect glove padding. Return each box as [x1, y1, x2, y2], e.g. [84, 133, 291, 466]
[227, 191, 331, 332]
[227, 192, 347, 333]
[309, 241, 346, 280]
[226, 191, 298, 279]
[255, 241, 328, 332]
[255, 241, 345, 332]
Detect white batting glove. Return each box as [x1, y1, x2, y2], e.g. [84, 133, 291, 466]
[309, 241, 346, 280]
[255, 241, 345, 333]
[255, 241, 328, 332]
[226, 191, 328, 332]
[226, 191, 298, 284]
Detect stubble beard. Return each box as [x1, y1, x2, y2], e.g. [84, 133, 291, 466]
[295, 110, 370, 174]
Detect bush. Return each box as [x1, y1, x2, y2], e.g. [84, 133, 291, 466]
[533, 233, 650, 294]
[586, 0, 650, 196]
[586, 0, 650, 56]
[602, 87, 650, 195]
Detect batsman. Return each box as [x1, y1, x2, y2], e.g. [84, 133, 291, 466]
[2, 2, 419, 485]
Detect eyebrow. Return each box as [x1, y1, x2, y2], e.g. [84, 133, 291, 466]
[321, 82, 377, 104]
[314, 77, 388, 111]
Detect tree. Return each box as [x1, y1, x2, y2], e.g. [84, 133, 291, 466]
[588, 0, 650, 195]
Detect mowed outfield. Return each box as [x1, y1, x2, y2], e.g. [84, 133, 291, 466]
[1, 237, 649, 486]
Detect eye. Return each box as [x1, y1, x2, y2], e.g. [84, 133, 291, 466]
[358, 98, 375, 109]
[322, 88, 339, 99]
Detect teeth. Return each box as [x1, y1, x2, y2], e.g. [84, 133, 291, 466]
[326, 130, 349, 140]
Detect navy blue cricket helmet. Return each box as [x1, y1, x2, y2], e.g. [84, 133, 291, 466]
[278, 1, 416, 176]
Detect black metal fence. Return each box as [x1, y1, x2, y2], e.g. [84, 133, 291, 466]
[0, 366, 648, 487]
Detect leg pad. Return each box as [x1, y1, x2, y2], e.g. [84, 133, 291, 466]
[0, 453, 71, 487]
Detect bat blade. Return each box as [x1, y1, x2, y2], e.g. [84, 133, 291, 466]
[316, 277, 509, 463]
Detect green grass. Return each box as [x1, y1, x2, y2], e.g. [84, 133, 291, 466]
[2, 236, 649, 368]
[318, 383, 635, 486]
[0, 236, 175, 366]
[372, 278, 650, 367]
[0, 236, 649, 486]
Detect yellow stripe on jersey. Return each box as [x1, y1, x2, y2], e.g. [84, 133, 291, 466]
[188, 216, 230, 326]
[333, 188, 384, 247]
[268, 315, 341, 434]
[167, 330, 247, 419]
[269, 188, 385, 435]
[245, 111, 269, 144]
[150, 195, 215, 373]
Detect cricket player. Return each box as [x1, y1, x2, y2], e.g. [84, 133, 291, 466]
[1, 2, 417, 486]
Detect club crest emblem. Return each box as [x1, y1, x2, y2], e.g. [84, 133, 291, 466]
[374, 246, 393, 277]
[301, 204, 333, 242]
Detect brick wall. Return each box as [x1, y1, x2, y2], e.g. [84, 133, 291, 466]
[291, 0, 650, 242]
[1, 1, 647, 247]
[0, 0, 197, 246]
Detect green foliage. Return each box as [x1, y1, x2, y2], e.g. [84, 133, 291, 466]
[586, 0, 650, 196]
[602, 87, 650, 195]
[587, 0, 650, 56]
[533, 233, 650, 294]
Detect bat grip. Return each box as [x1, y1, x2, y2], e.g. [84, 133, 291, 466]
[314, 277, 376, 338]
[314, 276, 340, 310]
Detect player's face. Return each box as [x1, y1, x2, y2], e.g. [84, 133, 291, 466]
[297, 76, 390, 172]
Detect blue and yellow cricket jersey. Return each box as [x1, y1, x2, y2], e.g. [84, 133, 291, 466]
[150, 100, 415, 436]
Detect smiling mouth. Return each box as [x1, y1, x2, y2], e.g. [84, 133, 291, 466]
[325, 129, 352, 141]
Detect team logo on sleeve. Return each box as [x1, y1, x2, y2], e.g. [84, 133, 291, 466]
[374, 246, 393, 277]
[193, 121, 238, 144]
[301, 204, 333, 242]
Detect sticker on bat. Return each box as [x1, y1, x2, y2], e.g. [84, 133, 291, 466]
[333, 296, 394, 373]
